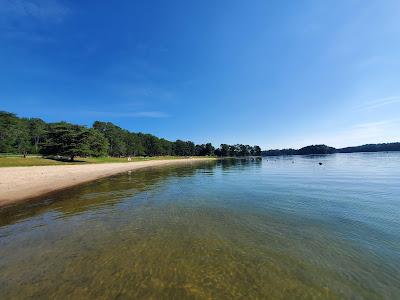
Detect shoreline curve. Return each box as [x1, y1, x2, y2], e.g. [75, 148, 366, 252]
[0, 158, 214, 208]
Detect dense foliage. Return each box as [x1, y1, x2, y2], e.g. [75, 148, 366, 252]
[262, 143, 400, 156]
[41, 123, 109, 160]
[297, 145, 336, 155]
[214, 144, 261, 157]
[0, 111, 261, 159]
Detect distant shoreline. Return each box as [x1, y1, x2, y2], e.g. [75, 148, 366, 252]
[263, 150, 400, 157]
[262, 143, 400, 156]
[0, 158, 214, 208]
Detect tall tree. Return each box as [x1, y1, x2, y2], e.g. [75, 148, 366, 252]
[174, 140, 187, 156]
[0, 111, 20, 153]
[205, 143, 215, 156]
[186, 141, 195, 156]
[220, 144, 229, 156]
[143, 134, 162, 156]
[229, 145, 238, 156]
[239, 144, 248, 156]
[133, 133, 146, 156]
[15, 121, 30, 156]
[93, 121, 127, 157]
[86, 128, 109, 157]
[41, 123, 92, 161]
[253, 145, 262, 156]
[28, 118, 47, 153]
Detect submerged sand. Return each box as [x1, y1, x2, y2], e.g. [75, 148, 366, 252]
[0, 158, 213, 207]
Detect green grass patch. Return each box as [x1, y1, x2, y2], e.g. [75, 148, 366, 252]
[0, 155, 214, 167]
[0, 156, 75, 167]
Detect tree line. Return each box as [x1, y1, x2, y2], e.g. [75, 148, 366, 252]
[214, 144, 261, 157]
[0, 111, 261, 160]
[262, 143, 400, 156]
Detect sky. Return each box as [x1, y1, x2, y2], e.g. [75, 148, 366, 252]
[1, 0, 400, 149]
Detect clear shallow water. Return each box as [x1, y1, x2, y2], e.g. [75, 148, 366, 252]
[0, 153, 399, 299]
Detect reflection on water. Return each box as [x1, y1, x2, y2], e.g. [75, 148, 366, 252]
[0, 162, 218, 228]
[0, 154, 399, 299]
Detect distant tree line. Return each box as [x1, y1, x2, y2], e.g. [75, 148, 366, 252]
[214, 144, 261, 157]
[338, 143, 400, 153]
[0, 111, 261, 160]
[262, 143, 400, 156]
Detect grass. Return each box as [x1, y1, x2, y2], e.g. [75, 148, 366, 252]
[0, 155, 213, 167]
[0, 156, 75, 167]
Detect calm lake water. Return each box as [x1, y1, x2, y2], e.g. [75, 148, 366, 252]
[1, 153, 399, 299]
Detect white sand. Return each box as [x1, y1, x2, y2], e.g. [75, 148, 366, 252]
[0, 158, 213, 207]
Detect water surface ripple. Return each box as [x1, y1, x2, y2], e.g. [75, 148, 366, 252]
[1, 153, 399, 299]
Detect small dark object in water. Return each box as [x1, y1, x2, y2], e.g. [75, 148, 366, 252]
[319, 162, 323, 165]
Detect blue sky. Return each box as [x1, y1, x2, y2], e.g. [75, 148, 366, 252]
[1, 0, 399, 149]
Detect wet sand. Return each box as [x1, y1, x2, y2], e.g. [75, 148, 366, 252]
[0, 158, 213, 207]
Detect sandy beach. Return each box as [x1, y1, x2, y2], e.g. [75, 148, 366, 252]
[0, 158, 213, 207]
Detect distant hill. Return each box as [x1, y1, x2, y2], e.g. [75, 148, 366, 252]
[262, 143, 400, 156]
[298, 145, 336, 155]
[337, 143, 400, 153]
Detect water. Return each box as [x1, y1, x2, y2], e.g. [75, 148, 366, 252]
[1, 153, 399, 299]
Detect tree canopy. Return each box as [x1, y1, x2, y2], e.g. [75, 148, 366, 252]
[41, 122, 108, 160]
[1, 111, 262, 159]
[213, 144, 261, 157]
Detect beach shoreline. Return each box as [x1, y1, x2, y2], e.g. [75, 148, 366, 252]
[0, 158, 214, 207]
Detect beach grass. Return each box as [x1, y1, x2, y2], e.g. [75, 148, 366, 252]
[0, 155, 213, 167]
[0, 156, 74, 167]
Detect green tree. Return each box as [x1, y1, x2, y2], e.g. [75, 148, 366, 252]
[132, 133, 146, 156]
[28, 118, 47, 153]
[239, 144, 248, 156]
[214, 148, 222, 156]
[220, 144, 229, 156]
[195, 144, 204, 156]
[142, 134, 162, 156]
[86, 128, 109, 157]
[298, 144, 336, 155]
[186, 141, 195, 156]
[124, 132, 137, 156]
[159, 138, 174, 156]
[174, 140, 187, 156]
[93, 121, 127, 157]
[205, 143, 215, 156]
[252, 145, 261, 156]
[15, 121, 31, 156]
[229, 145, 238, 156]
[0, 111, 20, 153]
[41, 122, 92, 161]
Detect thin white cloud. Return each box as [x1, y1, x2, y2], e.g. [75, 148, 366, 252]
[129, 111, 169, 118]
[357, 96, 400, 110]
[0, 0, 70, 42]
[268, 119, 400, 150]
[117, 84, 175, 101]
[346, 119, 399, 141]
[0, 0, 70, 21]
[298, 119, 400, 148]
